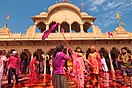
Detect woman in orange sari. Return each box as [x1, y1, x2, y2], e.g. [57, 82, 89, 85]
[88, 46, 102, 86]
[29, 54, 39, 83]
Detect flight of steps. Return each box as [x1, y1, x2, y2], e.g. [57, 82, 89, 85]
[1, 74, 29, 87]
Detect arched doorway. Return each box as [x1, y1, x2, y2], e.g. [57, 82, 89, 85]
[71, 22, 80, 33]
[83, 22, 91, 32]
[46, 48, 55, 74]
[20, 49, 31, 74]
[34, 49, 44, 74]
[60, 21, 70, 33]
[37, 22, 46, 33]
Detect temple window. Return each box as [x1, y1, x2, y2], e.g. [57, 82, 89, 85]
[60, 21, 70, 33]
[49, 21, 58, 33]
[71, 22, 80, 33]
[37, 22, 46, 33]
[83, 22, 91, 33]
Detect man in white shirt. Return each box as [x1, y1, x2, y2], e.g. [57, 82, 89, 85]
[0, 50, 7, 88]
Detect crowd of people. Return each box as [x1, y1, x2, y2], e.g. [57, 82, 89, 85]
[0, 45, 132, 88]
[51, 45, 132, 88]
[0, 50, 41, 87]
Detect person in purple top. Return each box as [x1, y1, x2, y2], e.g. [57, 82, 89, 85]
[52, 45, 70, 88]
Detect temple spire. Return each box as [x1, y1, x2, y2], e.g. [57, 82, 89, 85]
[4, 23, 8, 28]
[44, 8, 46, 12]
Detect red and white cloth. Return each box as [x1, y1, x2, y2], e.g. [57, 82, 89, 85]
[107, 32, 113, 38]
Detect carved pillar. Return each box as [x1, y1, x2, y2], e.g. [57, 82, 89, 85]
[69, 24, 71, 33]
[46, 24, 49, 30]
[35, 22, 38, 26]
[58, 25, 60, 33]
[80, 24, 84, 33]
[30, 51, 34, 60]
[42, 54, 47, 75]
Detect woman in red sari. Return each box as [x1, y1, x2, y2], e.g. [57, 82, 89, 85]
[29, 54, 39, 83]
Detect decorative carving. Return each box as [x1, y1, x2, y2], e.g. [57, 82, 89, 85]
[114, 25, 128, 34]
[0, 25, 12, 34]
[25, 25, 36, 36]
[92, 25, 103, 37]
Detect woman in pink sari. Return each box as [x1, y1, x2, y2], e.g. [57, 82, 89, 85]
[70, 47, 92, 88]
[29, 54, 39, 83]
[88, 46, 102, 86]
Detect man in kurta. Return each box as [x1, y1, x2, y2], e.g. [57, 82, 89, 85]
[117, 47, 132, 87]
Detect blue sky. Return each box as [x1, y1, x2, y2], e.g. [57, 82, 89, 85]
[0, 0, 132, 33]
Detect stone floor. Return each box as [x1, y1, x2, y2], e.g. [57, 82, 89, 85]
[1, 70, 131, 88]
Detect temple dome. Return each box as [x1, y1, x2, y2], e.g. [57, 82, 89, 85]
[114, 25, 128, 34]
[0, 25, 12, 34]
[39, 12, 48, 16]
[81, 12, 88, 16]
[48, 3, 81, 16]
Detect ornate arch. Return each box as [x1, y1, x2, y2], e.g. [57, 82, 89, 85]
[37, 22, 46, 33]
[83, 22, 91, 32]
[71, 21, 80, 33]
[60, 21, 70, 33]
[49, 21, 58, 33]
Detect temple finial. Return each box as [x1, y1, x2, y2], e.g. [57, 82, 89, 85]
[4, 23, 8, 28]
[44, 8, 46, 12]
[63, 0, 69, 3]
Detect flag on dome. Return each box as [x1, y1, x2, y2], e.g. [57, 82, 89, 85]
[116, 12, 121, 21]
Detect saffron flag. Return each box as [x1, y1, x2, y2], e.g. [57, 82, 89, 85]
[119, 21, 126, 26]
[42, 23, 60, 41]
[116, 12, 121, 21]
[6, 13, 10, 20]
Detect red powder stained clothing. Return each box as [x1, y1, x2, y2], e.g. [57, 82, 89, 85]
[29, 58, 39, 83]
[72, 53, 85, 88]
[8, 56, 19, 69]
[120, 86, 126, 88]
[88, 52, 102, 74]
[52, 52, 70, 75]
